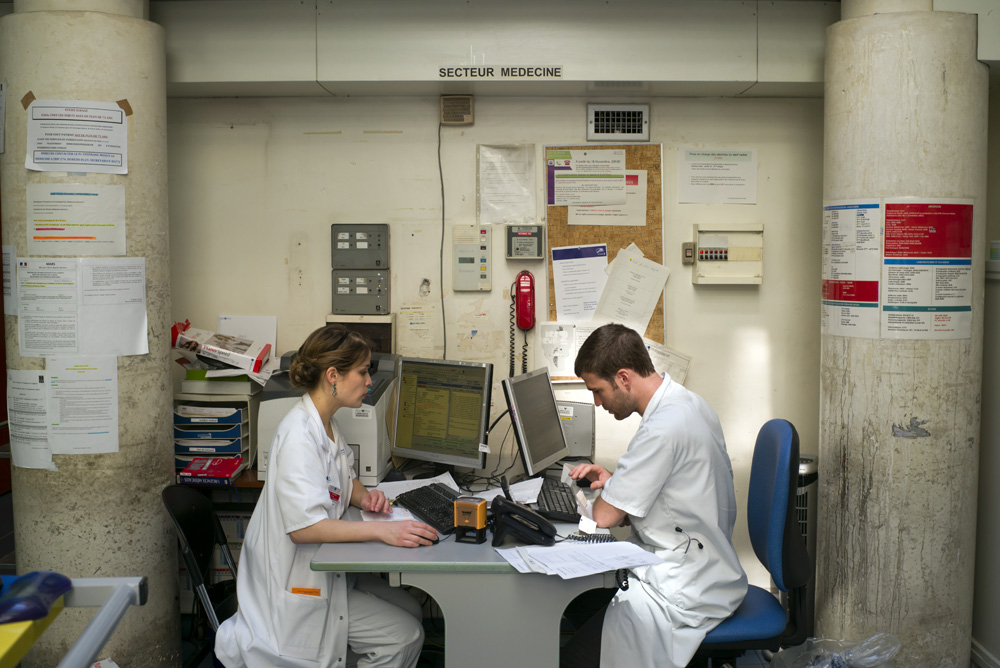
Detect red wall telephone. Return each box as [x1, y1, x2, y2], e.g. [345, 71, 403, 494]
[515, 270, 535, 331]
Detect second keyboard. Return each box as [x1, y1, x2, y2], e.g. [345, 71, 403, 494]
[393, 482, 460, 534]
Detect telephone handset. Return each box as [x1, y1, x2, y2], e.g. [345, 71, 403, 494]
[490, 496, 556, 547]
[509, 271, 535, 376]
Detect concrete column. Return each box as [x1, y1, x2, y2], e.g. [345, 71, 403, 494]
[818, 6, 987, 666]
[0, 2, 178, 666]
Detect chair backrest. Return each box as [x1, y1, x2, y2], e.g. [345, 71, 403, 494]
[162, 484, 232, 588]
[746, 419, 812, 594]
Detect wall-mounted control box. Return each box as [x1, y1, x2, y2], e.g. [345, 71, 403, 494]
[332, 269, 389, 315]
[453, 225, 492, 291]
[331, 224, 389, 269]
[691, 223, 763, 285]
[505, 224, 545, 260]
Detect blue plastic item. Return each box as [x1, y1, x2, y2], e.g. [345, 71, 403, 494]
[0, 570, 73, 624]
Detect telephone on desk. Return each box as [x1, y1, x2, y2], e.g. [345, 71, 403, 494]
[490, 475, 556, 547]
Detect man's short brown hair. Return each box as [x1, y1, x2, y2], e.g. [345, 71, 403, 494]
[574, 323, 656, 382]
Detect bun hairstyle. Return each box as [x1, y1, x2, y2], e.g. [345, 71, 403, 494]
[288, 325, 372, 390]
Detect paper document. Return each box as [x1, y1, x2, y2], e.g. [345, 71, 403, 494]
[551, 244, 608, 322]
[642, 338, 692, 386]
[26, 99, 128, 175]
[594, 246, 670, 335]
[495, 541, 662, 579]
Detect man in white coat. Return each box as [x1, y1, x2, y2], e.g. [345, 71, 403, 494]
[562, 323, 748, 668]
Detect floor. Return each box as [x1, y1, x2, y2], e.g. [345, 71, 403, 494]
[184, 616, 772, 667]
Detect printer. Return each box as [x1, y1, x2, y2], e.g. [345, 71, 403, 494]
[257, 351, 400, 487]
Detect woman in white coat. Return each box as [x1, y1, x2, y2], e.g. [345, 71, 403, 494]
[215, 325, 439, 668]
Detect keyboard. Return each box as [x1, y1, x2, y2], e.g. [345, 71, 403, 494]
[565, 531, 617, 543]
[393, 482, 460, 534]
[535, 477, 580, 523]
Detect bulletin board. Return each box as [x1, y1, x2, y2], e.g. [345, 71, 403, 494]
[545, 143, 664, 344]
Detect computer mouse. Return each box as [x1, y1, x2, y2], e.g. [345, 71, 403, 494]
[575, 478, 592, 488]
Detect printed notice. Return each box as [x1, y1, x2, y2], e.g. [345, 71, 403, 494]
[17, 257, 148, 357]
[880, 199, 973, 340]
[25, 99, 128, 174]
[821, 200, 882, 338]
[568, 170, 648, 226]
[7, 369, 55, 470]
[546, 149, 626, 206]
[27, 184, 126, 256]
[2, 245, 14, 316]
[47, 357, 119, 455]
[478, 144, 536, 225]
[679, 149, 757, 204]
[551, 244, 608, 322]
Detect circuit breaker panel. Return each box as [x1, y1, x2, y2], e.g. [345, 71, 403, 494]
[332, 224, 390, 313]
[691, 223, 764, 285]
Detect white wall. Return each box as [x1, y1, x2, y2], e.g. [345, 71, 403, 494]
[167, 94, 824, 585]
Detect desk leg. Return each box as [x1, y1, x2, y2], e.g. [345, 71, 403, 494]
[401, 571, 611, 668]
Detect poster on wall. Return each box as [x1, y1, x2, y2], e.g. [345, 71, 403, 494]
[879, 199, 973, 340]
[27, 184, 127, 256]
[25, 99, 128, 174]
[821, 200, 882, 338]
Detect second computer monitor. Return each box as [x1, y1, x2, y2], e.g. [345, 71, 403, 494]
[392, 357, 492, 470]
[501, 367, 570, 477]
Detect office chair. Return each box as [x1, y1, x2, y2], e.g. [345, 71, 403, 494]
[162, 484, 239, 668]
[693, 418, 813, 668]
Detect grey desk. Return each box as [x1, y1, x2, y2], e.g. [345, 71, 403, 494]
[311, 525, 614, 668]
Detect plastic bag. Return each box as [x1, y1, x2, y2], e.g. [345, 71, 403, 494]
[770, 633, 901, 668]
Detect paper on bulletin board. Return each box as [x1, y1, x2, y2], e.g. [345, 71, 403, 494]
[478, 144, 536, 225]
[551, 244, 608, 322]
[25, 99, 128, 174]
[7, 369, 56, 470]
[568, 171, 647, 226]
[643, 338, 691, 386]
[536, 321, 601, 380]
[546, 149, 626, 206]
[47, 356, 119, 455]
[678, 148, 757, 204]
[17, 257, 148, 357]
[593, 244, 669, 335]
[27, 184, 127, 256]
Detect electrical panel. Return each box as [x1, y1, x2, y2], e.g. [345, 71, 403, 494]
[453, 225, 492, 291]
[332, 269, 389, 315]
[331, 224, 390, 314]
[505, 224, 545, 260]
[691, 223, 764, 285]
[331, 224, 389, 269]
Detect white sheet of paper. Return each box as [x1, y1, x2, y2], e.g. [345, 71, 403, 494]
[17, 257, 148, 357]
[536, 321, 601, 379]
[679, 148, 757, 204]
[7, 369, 56, 470]
[27, 184, 126, 256]
[568, 170, 647, 226]
[500, 541, 663, 579]
[478, 144, 536, 225]
[643, 338, 692, 386]
[551, 244, 608, 322]
[47, 356, 119, 455]
[2, 245, 15, 316]
[594, 249, 670, 334]
[26, 99, 128, 175]
[218, 314, 277, 358]
[546, 149, 626, 206]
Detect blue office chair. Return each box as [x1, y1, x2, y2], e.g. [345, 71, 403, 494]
[694, 419, 813, 667]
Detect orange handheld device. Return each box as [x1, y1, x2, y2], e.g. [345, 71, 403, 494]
[454, 496, 488, 544]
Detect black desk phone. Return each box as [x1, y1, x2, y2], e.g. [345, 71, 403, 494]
[490, 476, 556, 547]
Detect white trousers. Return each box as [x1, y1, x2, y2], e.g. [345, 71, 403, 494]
[348, 575, 425, 668]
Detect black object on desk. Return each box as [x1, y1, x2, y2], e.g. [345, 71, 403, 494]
[393, 483, 459, 534]
[535, 477, 581, 523]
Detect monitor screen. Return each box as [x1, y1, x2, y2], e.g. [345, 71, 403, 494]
[501, 368, 570, 477]
[391, 357, 492, 470]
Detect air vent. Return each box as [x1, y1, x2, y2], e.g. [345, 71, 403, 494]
[587, 103, 650, 142]
[441, 95, 474, 126]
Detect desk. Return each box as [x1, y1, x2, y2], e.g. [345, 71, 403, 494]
[312, 531, 614, 668]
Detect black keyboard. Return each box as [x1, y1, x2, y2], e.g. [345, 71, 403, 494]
[393, 482, 460, 534]
[565, 531, 617, 543]
[535, 477, 580, 523]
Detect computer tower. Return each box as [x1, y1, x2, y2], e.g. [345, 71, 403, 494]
[795, 454, 818, 638]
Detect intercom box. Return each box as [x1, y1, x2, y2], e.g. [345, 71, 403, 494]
[331, 224, 389, 270]
[556, 400, 595, 458]
[332, 269, 389, 315]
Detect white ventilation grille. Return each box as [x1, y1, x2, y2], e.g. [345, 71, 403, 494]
[587, 103, 650, 141]
[441, 95, 474, 125]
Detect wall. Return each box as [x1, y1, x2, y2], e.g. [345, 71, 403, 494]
[167, 94, 824, 585]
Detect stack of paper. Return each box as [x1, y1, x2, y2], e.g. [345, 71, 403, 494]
[495, 541, 662, 579]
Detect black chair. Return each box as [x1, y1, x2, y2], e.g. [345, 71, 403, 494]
[162, 484, 239, 668]
[694, 419, 813, 667]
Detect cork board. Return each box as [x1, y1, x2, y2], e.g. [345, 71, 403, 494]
[545, 144, 664, 344]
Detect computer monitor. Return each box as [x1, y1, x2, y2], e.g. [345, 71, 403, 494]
[391, 357, 492, 470]
[501, 367, 571, 477]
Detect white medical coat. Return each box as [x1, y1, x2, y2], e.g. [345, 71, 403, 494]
[215, 394, 356, 668]
[598, 374, 748, 668]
